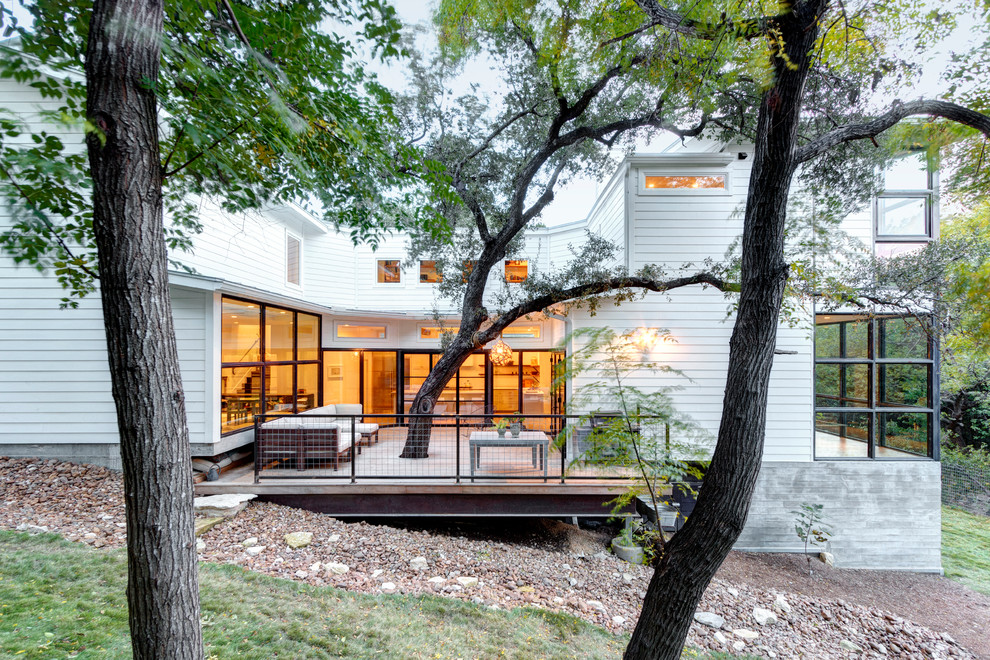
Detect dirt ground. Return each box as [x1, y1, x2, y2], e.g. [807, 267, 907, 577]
[716, 551, 990, 659]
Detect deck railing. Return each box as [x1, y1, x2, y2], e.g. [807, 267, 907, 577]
[253, 412, 669, 483]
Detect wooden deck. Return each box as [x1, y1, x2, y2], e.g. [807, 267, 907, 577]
[196, 426, 637, 516]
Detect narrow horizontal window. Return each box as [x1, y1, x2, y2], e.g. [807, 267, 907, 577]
[420, 326, 459, 340]
[377, 260, 401, 283]
[337, 324, 386, 340]
[644, 175, 725, 189]
[503, 324, 541, 339]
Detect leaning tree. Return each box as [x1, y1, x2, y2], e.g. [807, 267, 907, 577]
[397, 1, 990, 657]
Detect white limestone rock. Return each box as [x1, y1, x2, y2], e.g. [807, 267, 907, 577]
[245, 545, 265, 556]
[456, 576, 479, 588]
[820, 551, 835, 567]
[193, 493, 256, 518]
[839, 640, 863, 653]
[283, 531, 313, 548]
[773, 594, 792, 614]
[427, 576, 446, 585]
[612, 616, 626, 626]
[713, 631, 728, 645]
[325, 562, 349, 575]
[586, 600, 607, 613]
[295, 570, 308, 579]
[409, 556, 429, 571]
[732, 628, 760, 641]
[241, 537, 258, 547]
[381, 582, 396, 592]
[694, 612, 725, 629]
[753, 607, 778, 626]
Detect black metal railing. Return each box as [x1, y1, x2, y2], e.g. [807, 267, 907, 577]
[253, 412, 673, 483]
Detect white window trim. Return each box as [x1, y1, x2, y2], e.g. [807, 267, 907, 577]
[285, 231, 302, 289]
[873, 193, 933, 243]
[638, 170, 731, 196]
[334, 320, 389, 341]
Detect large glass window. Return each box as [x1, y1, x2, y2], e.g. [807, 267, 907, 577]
[220, 297, 321, 434]
[814, 315, 934, 459]
[377, 260, 401, 283]
[644, 174, 725, 189]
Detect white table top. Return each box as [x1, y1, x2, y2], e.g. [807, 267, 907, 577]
[470, 430, 548, 442]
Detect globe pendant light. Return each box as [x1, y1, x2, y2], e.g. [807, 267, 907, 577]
[490, 336, 513, 366]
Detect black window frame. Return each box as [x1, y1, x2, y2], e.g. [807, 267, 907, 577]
[813, 314, 938, 461]
[220, 296, 322, 436]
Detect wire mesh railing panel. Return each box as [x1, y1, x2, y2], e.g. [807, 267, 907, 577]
[942, 461, 990, 517]
[254, 413, 657, 483]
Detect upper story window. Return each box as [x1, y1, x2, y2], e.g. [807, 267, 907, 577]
[420, 325, 459, 340]
[644, 174, 726, 190]
[505, 260, 528, 283]
[875, 154, 934, 255]
[377, 259, 401, 283]
[420, 260, 441, 283]
[286, 234, 301, 286]
[813, 314, 934, 460]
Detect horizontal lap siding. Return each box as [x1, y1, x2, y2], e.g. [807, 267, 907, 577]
[303, 231, 358, 308]
[566, 157, 813, 463]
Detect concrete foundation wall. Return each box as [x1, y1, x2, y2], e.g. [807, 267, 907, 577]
[735, 461, 942, 572]
[2, 443, 122, 470]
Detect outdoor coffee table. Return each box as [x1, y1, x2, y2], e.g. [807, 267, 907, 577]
[469, 430, 550, 479]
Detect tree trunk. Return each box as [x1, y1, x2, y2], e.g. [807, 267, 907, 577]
[400, 339, 477, 458]
[624, 4, 825, 658]
[85, 1, 204, 658]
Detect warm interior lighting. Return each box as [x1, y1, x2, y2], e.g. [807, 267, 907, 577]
[490, 337, 513, 366]
[644, 175, 725, 190]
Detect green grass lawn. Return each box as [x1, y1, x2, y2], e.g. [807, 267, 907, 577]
[942, 505, 990, 596]
[0, 530, 635, 659]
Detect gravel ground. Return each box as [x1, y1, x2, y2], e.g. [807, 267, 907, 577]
[2, 457, 986, 659]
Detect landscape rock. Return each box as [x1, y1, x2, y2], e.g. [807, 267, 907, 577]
[409, 556, 429, 571]
[753, 607, 778, 626]
[0, 457, 982, 660]
[820, 551, 835, 567]
[245, 545, 265, 556]
[381, 582, 396, 592]
[194, 517, 223, 537]
[773, 594, 792, 614]
[241, 537, 258, 547]
[732, 640, 746, 652]
[733, 628, 760, 641]
[284, 531, 313, 548]
[193, 493, 256, 518]
[839, 639, 863, 653]
[456, 577, 479, 588]
[694, 611, 726, 629]
[325, 562, 349, 575]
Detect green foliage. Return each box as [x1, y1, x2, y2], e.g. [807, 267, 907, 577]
[0, 0, 451, 306]
[791, 503, 833, 576]
[0, 530, 630, 659]
[557, 327, 709, 557]
[941, 505, 990, 596]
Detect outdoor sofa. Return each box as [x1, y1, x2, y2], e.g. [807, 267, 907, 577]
[255, 404, 379, 471]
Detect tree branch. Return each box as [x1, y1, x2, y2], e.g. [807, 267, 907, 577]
[633, 0, 779, 41]
[795, 100, 990, 164]
[0, 162, 99, 280]
[475, 271, 734, 344]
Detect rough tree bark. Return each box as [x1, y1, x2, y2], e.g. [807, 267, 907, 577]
[623, 2, 825, 657]
[85, 0, 204, 657]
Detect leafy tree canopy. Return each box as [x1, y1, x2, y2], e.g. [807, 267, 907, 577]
[0, 0, 452, 305]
